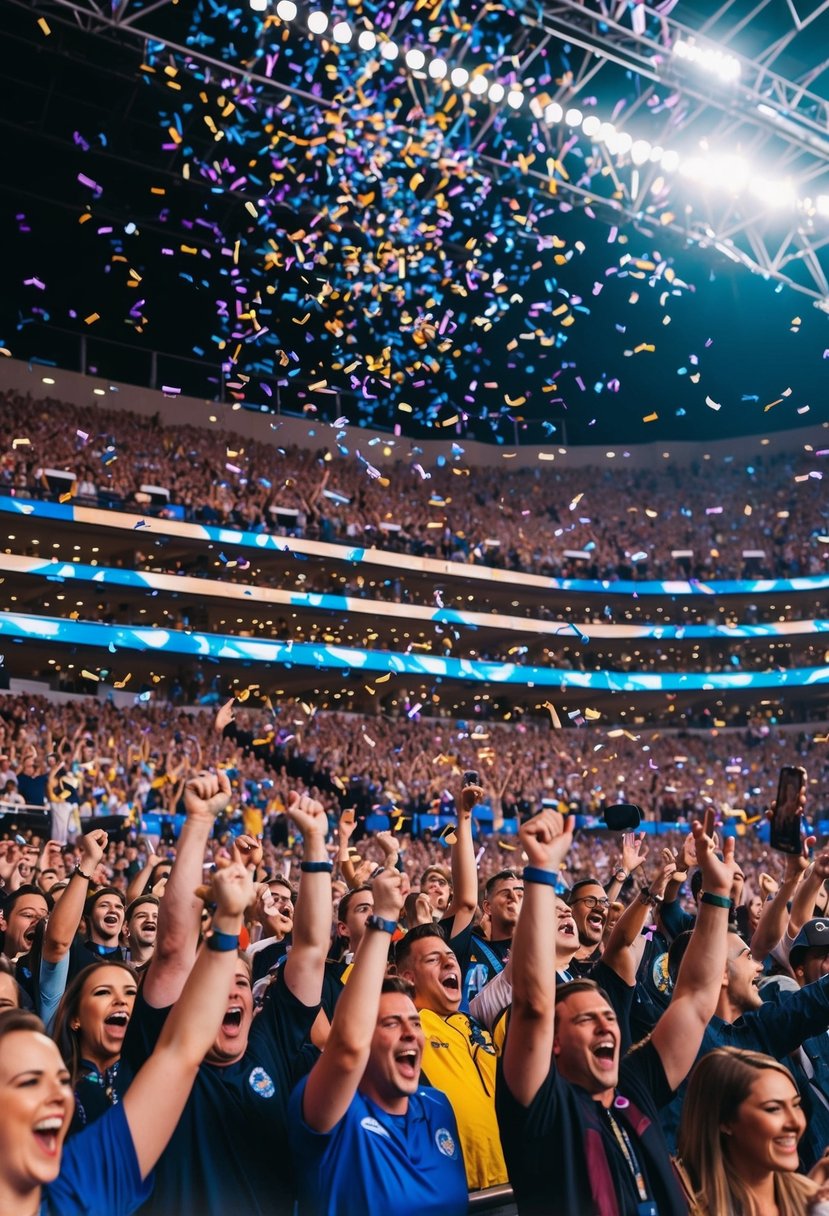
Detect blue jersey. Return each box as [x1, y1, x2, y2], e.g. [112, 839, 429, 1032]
[43, 1102, 152, 1216]
[288, 1080, 468, 1216]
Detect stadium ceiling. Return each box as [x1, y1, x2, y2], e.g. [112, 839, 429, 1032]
[22, 0, 829, 307]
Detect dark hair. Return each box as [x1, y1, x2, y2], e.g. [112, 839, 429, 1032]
[420, 865, 451, 888]
[2, 884, 53, 918]
[84, 886, 126, 916]
[566, 877, 604, 904]
[555, 977, 612, 1007]
[337, 884, 372, 925]
[484, 869, 523, 901]
[690, 869, 704, 901]
[381, 976, 415, 999]
[669, 924, 741, 983]
[52, 961, 137, 1085]
[394, 923, 447, 970]
[0, 1007, 45, 1041]
[126, 894, 159, 922]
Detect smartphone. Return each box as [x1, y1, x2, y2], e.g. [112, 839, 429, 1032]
[462, 770, 479, 787]
[770, 766, 807, 854]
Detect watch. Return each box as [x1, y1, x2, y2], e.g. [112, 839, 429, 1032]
[366, 914, 397, 935]
[638, 888, 664, 907]
[613, 868, 628, 883]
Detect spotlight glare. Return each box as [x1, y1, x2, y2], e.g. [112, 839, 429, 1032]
[428, 57, 448, 80]
[544, 101, 563, 124]
[275, 0, 297, 15]
[332, 20, 352, 42]
[488, 82, 505, 103]
[660, 149, 681, 173]
[357, 29, 376, 50]
[581, 115, 600, 137]
[307, 10, 328, 33]
[249, 0, 267, 10]
[630, 138, 652, 165]
[469, 74, 488, 95]
[380, 39, 399, 60]
[565, 107, 583, 127]
[405, 47, 426, 70]
[506, 89, 523, 109]
[598, 121, 616, 143]
[817, 195, 829, 217]
[450, 66, 469, 87]
[614, 131, 633, 155]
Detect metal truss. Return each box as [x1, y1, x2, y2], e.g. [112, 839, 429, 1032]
[23, 0, 829, 305]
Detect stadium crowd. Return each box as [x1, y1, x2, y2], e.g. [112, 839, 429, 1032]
[2, 387, 829, 585]
[3, 698, 829, 1214]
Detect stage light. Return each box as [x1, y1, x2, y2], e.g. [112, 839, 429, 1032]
[817, 195, 829, 217]
[565, 107, 583, 127]
[673, 37, 740, 82]
[469, 74, 488, 95]
[307, 10, 328, 34]
[428, 57, 448, 80]
[614, 132, 633, 155]
[581, 115, 600, 138]
[405, 48, 426, 71]
[597, 121, 616, 143]
[627, 139, 646, 166]
[660, 149, 681, 173]
[275, 0, 297, 15]
[332, 20, 352, 43]
[544, 101, 563, 124]
[506, 89, 524, 109]
[357, 29, 376, 50]
[380, 39, 398, 60]
[450, 66, 469, 87]
[749, 176, 796, 208]
[249, 0, 267, 11]
[488, 82, 505, 103]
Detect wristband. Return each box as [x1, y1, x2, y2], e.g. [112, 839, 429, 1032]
[523, 866, 559, 888]
[300, 861, 333, 873]
[73, 864, 93, 881]
[639, 888, 664, 907]
[614, 869, 628, 882]
[366, 914, 397, 935]
[701, 891, 731, 909]
[205, 930, 240, 952]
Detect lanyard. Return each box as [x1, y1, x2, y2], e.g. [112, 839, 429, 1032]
[606, 1106, 649, 1204]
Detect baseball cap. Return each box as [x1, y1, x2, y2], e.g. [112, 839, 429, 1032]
[789, 918, 829, 967]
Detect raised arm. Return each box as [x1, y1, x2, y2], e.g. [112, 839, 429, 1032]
[650, 812, 736, 1092]
[602, 848, 677, 987]
[502, 810, 574, 1108]
[750, 848, 810, 961]
[142, 768, 230, 1008]
[787, 850, 829, 943]
[42, 829, 108, 963]
[444, 781, 481, 932]
[122, 861, 253, 1179]
[282, 790, 333, 1007]
[301, 866, 404, 1133]
[605, 832, 649, 904]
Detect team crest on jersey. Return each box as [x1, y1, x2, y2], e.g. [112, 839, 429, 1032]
[651, 951, 671, 995]
[435, 1127, 457, 1158]
[248, 1066, 275, 1098]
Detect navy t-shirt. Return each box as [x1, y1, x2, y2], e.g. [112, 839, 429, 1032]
[288, 1079, 468, 1216]
[123, 967, 318, 1216]
[496, 1039, 688, 1216]
[43, 1101, 152, 1216]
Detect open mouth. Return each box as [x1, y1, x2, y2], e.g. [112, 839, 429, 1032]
[103, 914, 121, 928]
[592, 1042, 616, 1069]
[24, 926, 38, 945]
[441, 974, 460, 993]
[587, 913, 606, 931]
[33, 1117, 63, 1155]
[395, 1050, 419, 1080]
[222, 1006, 243, 1033]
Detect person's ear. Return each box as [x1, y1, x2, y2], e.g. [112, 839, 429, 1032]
[720, 1124, 733, 1137]
[0, 911, 6, 933]
[70, 1020, 80, 1031]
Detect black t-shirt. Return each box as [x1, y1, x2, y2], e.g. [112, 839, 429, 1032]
[448, 919, 512, 1007]
[123, 967, 318, 1216]
[496, 1039, 688, 1216]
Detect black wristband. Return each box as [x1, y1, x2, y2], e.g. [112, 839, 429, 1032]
[300, 861, 333, 873]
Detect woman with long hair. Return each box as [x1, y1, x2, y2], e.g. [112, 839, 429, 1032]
[678, 1047, 829, 1216]
[52, 961, 137, 1134]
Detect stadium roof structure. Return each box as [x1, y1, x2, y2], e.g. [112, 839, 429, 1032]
[2, 0, 829, 444]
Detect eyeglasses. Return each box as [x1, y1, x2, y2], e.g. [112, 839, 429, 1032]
[571, 896, 610, 910]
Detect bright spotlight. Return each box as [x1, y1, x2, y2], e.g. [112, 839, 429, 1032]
[307, 10, 328, 34]
[488, 82, 505, 103]
[380, 39, 398, 60]
[275, 0, 297, 16]
[428, 57, 448, 80]
[249, 0, 267, 10]
[332, 20, 352, 43]
[630, 139, 652, 165]
[565, 107, 583, 127]
[357, 29, 376, 50]
[544, 101, 563, 124]
[405, 48, 426, 70]
[660, 149, 681, 173]
[469, 74, 488, 95]
[506, 89, 524, 109]
[581, 115, 601, 138]
[450, 66, 469, 87]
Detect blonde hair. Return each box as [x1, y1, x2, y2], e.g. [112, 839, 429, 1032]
[678, 1047, 818, 1216]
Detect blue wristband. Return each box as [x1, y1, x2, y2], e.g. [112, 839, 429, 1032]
[206, 930, 239, 952]
[523, 866, 560, 887]
[300, 861, 333, 873]
[366, 915, 397, 935]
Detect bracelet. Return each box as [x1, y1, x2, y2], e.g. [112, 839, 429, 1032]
[701, 891, 731, 909]
[639, 888, 664, 907]
[205, 930, 240, 952]
[300, 861, 333, 873]
[614, 869, 628, 882]
[366, 914, 397, 935]
[523, 866, 559, 888]
[73, 864, 93, 881]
